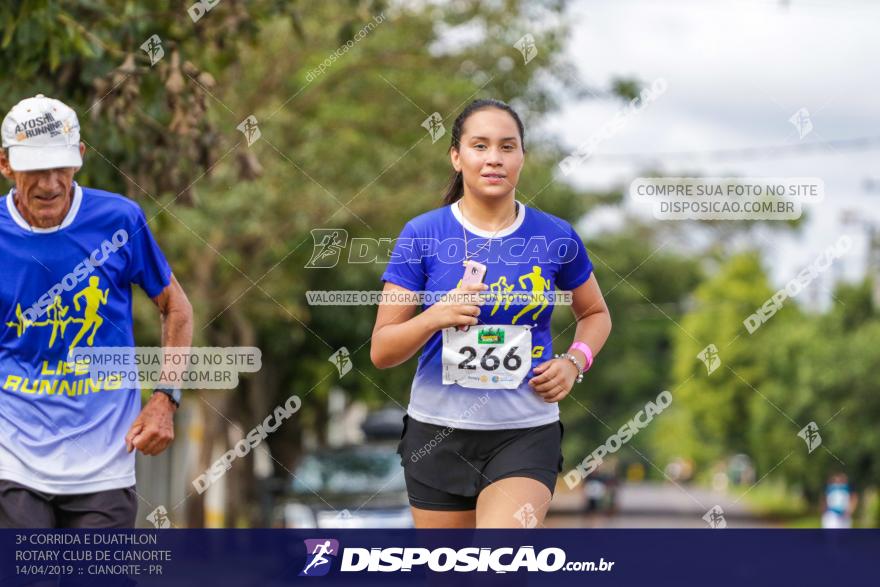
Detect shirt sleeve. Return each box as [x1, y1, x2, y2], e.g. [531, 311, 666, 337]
[555, 224, 594, 291]
[381, 221, 427, 292]
[127, 207, 173, 297]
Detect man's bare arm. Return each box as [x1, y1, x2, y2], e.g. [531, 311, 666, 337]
[124, 274, 194, 455]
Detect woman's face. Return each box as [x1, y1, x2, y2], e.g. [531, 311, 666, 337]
[450, 108, 524, 201]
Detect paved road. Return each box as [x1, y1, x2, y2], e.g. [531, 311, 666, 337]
[545, 481, 777, 528]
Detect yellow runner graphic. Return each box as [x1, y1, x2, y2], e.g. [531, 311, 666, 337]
[6, 277, 109, 349]
[489, 275, 515, 316]
[70, 276, 109, 348]
[512, 266, 550, 324]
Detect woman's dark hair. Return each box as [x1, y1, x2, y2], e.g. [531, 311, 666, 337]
[441, 99, 525, 205]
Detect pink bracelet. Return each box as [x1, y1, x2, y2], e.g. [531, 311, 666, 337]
[569, 342, 594, 373]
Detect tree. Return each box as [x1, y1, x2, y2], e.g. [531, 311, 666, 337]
[654, 252, 786, 468]
[753, 279, 880, 513]
[559, 219, 703, 470]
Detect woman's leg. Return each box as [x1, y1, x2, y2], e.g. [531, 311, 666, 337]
[475, 476, 552, 528]
[404, 468, 477, 527]
[411, 507, 476, 528]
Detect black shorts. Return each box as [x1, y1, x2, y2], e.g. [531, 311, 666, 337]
[0, 479, 138, 528]
[397, 415, 564, 511]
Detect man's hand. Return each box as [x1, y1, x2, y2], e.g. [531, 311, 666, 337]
[125, 392, 176, 455]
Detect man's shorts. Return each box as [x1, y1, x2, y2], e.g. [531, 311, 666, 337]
[396, 414, 563, 511]
[0, 479, 138, 528]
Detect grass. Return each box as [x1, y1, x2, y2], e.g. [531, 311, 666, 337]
[738, 481, 813, 525]
[743, 483, 880, 528]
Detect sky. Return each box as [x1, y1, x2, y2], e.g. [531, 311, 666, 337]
[543, 0, 879, 293]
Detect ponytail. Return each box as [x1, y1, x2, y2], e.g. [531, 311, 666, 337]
[442, 171, 465, 205]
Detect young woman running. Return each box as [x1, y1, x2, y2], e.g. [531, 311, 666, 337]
[371, 99, 612, 528]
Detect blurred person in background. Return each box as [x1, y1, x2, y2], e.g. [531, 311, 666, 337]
[821, 472, 858, 529]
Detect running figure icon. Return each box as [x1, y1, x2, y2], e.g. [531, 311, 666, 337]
[512, 265, 550, 324]
[301, 540, 337, 576]
[70, 276, 109, 348]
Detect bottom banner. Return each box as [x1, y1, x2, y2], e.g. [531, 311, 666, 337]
[1, 529, 877, 586]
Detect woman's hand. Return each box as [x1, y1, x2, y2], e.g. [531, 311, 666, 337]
[528, 357, 580, 403]
[423, 282, 488, 330]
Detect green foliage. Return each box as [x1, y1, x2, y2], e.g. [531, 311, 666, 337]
[654, 252, 778, 466]
[660, 248, 880, 516]
[559, 221, 702, 466]
[752, 281, 880, 501]
[0, 0, 297, 200]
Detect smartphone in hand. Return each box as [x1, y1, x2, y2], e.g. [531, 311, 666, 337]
[457, 260, 487, 331]
[462, 260, 487, 286]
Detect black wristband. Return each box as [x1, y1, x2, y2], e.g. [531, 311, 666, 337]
[153, 388, 181, 407]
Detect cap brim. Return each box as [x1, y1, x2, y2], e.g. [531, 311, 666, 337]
[8, 146, 82, 172]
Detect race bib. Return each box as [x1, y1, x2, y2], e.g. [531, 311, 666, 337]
[441, 324, 532, 389]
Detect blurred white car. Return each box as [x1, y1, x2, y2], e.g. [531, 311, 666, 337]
[273, 409, 413, 529]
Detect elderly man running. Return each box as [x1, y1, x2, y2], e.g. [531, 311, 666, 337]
[0, 94, 193, 528]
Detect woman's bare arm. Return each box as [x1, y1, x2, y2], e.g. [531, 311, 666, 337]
[568, 274, 612, 365]
[370, 281, 486, 369]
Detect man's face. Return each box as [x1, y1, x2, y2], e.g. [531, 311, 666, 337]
[0, 143, 84, 228]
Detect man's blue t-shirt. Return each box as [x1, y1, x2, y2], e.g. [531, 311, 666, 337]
[381, 200, 593, 430]
[0, 183, 172, 494]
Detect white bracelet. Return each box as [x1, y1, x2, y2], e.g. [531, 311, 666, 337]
[555, 353, 584, 383]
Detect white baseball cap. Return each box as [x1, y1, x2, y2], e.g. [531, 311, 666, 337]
[1, 94, 82, 171]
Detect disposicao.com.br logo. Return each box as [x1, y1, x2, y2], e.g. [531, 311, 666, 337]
[299, 539, 614, 575]
[300, 539, 339, 577]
